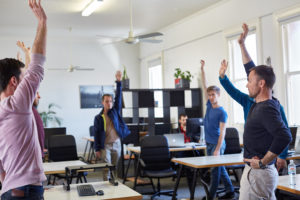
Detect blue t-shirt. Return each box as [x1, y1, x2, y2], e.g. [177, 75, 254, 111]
[204, 100, 228, 144]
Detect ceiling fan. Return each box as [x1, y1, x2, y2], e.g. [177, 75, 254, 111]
[47, 65, 95, 72]
[98, 0, 163, 45]
[47, 27, 96, 72]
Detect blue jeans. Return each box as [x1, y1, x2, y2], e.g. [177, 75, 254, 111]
[206, 143, 234, 199]
[1, 185, 44, 200]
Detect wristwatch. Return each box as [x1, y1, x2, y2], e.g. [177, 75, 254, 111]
[259, 160, 267, 169]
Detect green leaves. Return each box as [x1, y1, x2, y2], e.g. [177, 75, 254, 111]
[39, 103, 62, 127]
[122, 65, 129, 80]
[174, 68, 193, 82]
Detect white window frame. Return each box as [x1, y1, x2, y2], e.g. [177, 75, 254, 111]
[277, 9, 300, 125]
[148, 55, 164, 118]
[223, 21, 261, 125]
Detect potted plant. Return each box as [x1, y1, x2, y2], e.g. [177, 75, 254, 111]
[122, 65, 130, 90]
[174, 68, 193, 88]
[39, 103, 62, 127]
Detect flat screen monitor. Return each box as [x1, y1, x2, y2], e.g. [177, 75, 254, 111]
[44, 127, 67, 149]
[186, 118, 203, 140]
[154, 123, 171, 135]
[289, 126, 298, 150]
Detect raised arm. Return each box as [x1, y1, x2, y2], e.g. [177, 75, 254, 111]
[29, 0, 47, 56]
[200, 60, 208, 102]
[238, 23, 251, 65]
[113, 70, 122, 113]
[10, 0, 47, 112]
[17, 41, 31, 69]
[219, 59, 250, 110]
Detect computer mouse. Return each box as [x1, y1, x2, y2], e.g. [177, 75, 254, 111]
[96, 190, 104, 196]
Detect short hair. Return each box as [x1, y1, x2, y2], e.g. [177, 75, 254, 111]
[250, 65, 276, 89]
[179, 113, 187, 119]
[102, 94, 113, 101]
[207, 85, 220, 95]
[0, 58, 25, 93]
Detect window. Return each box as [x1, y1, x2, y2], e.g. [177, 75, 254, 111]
[148, 58, 163, 117]
[282, 18, 300, 125]
[228, 32, 257, 124]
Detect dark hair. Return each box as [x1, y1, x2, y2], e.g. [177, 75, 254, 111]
[250, 65, 276, 89]
[0, 58, 25, 93]
[179, 113, 187, 119]
[207, 85, 220, 95]
[102, 94, 113, 101]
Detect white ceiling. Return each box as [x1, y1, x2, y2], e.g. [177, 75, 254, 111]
[0, 0, 221, 38]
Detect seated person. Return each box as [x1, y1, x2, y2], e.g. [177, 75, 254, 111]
[177, 113, 191, 143]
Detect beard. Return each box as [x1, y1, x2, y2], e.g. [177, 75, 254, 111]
[248, 88, 260, 98]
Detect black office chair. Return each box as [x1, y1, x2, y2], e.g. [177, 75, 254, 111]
[224, 127, 244, 182]
[134, 135, 176, 200]
[48, 135, 86, 184]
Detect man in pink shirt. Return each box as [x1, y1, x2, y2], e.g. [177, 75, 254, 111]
[0, 0, 47, 199]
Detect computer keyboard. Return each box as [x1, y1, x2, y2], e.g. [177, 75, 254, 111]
[77, 184, 96, 196]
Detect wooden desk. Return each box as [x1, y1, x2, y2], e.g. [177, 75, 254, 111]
[277, 174, 300, 195]
[127, 144, 206, 154]
[286, 154, 300, 160]
[171, 153, 244, 200]
[172, 153, 244, 168]
[44, 181, 142, 200]
[43, 160, 87, 175]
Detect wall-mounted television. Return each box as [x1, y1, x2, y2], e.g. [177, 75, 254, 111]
[79, 85, 114, 109]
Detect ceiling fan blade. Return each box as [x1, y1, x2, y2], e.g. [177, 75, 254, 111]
[47, 68, 69, 70]
[140, 39, 163, 43]
[137, 32, 163, 39]
[73, 66, 95, 71]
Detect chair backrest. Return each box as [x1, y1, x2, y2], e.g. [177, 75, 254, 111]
[224, 127, 242, 154]
[89, 126, 94, 137]
[48, 135, 78, 161]
[44, 127, 67, 149]
[140, 135, 171, 171]
[123, 125, 140, 146]
[154, 123, 171, 135]
[289, 126, 298, 150]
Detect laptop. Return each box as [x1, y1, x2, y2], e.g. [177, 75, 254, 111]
[295, 139, 300, 154]
[164, 134, 185, 148]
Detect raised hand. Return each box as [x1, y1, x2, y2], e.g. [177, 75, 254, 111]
[219, 59, 228, 78]
[200, 59, 205, 71]
[116, 70, 122, 82]
[29, 0, 47, 24]
[238, 23, 249, 45]
[17, 41, 31, 55]
[29, 0, 47, 56]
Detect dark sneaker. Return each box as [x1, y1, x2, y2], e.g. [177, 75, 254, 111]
[218, 192, 235, 200]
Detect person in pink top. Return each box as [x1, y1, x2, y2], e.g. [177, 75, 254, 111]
[17, 41, 45, 159]
[0, 0, 47, 199]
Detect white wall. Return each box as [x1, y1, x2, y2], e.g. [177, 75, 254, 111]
[0, 34, 140, 154]
[139, 0, 300, 136]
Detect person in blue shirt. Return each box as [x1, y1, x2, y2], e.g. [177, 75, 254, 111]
[201, 60, 234, 200]
[218, 23, 289, 171]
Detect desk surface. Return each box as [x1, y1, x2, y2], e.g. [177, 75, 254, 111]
[172, 153, 244, 168]
[43, 160, 87, 175]
[127, 143, 206, 153]
[277, 174, 300, 195]
[286, 154, 300, 160]
[44, 181, 142, 200]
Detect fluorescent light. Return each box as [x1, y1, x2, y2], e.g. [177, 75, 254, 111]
[82, 0, 103, 17]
